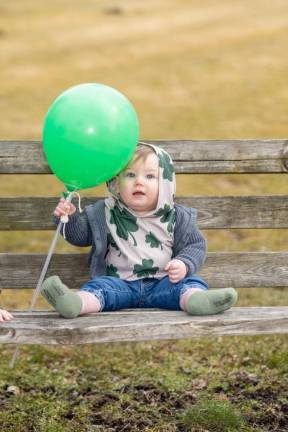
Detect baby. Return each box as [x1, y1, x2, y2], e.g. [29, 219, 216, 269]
[0, 144, 237, 321]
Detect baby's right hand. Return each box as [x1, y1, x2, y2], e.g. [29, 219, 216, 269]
[0, 309, 14, 322]
[54, 198, 76, 218]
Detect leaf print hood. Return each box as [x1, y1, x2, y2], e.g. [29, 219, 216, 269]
[104, 143, 176, 281]
[149, 143, 176, 216]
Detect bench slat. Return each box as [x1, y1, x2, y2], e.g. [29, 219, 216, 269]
[0, 307, 287, 344]
[1, 252, 288, 289]
[0, 196, 287, 230]
[1, 140, 287, 174]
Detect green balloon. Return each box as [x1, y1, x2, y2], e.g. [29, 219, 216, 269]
[43, 83, 139, 191]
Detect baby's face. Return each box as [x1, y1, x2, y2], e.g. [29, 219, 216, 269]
[116, 152, 159, 214]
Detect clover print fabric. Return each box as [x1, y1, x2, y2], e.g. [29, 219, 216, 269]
[104, 143, 176, 281]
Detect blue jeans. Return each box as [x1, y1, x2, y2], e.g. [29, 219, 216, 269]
[80, 275, 208, 311]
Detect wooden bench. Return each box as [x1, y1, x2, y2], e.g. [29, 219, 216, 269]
[0, 139, 288, 345]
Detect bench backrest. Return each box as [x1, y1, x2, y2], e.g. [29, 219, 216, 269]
[0, 140, 288, 290]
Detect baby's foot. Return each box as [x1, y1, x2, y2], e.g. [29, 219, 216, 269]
[40, 275, 82, 318]
[186, 288, 238, 315]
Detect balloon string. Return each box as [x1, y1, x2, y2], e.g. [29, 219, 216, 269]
[73, 191, 83, 213]
[63, 220, 67, 240]
[9, 221, 64, 368]
[9, 191, 74, 369]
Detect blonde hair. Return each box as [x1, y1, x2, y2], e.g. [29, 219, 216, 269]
[110, 145, 155, 185]
[128, 144, 155, 166]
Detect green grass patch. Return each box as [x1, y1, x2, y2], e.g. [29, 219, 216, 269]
[266, 350, 288, 374]
[178, 399, 245, 431]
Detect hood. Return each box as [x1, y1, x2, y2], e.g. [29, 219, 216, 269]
[107, 142, 176, 216]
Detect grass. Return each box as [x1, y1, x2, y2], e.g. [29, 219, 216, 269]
[0, 0, 288, 430]
[0, 337, 287, 431]
[178, 399, 244, 431]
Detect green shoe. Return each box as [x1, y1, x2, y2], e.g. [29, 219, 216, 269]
[41, 275, 82, 319]
[186, 288, 238, 316]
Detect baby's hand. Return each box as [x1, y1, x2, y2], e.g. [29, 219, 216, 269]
[165, 259, 187, 283]
[0, 309, 14, 322]
[54, 198, 76, 218]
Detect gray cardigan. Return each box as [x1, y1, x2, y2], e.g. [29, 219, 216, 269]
[59, 200, 207, 279]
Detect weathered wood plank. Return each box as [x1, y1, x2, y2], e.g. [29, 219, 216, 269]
[1, 140, 288, 173]
[1, 252, 288, 289]
[1, 196, 288, 230]
[0, 307, 287, 344]
[0, 141, 48, 174]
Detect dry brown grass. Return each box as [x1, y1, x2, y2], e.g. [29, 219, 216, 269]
[1, 0, 287, 139]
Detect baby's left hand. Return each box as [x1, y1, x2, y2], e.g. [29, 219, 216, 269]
[164, 259, 187, 283]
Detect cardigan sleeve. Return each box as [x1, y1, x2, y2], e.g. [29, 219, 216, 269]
[54, 209, 93, 247]
[173, 205, 207, 275]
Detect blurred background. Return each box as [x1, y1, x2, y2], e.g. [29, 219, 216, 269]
[0, 3, 287, 430]
[1, 0, 287, 139]
[0, 0, 287, 308]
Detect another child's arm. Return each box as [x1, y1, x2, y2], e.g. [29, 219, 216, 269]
[0, 309, 14, 322]
[54, 198, 93, 247]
